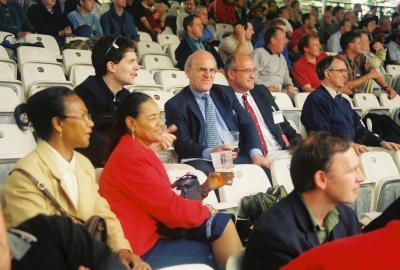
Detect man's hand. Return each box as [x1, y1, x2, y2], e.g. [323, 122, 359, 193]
[267, 85, 279, 92]
[252, 154, 271, 168]
[381, 141, 400, 151]
[117, 249, 152, 270]
[367, 69, 380, 80]
[385, 87, 397, 99]
[211, 145, 238, 159]
[234, 24, 246, 41]
[286, 85, 297, 94]
[352, 143, 370, 155]
[149, 124, 177, 152]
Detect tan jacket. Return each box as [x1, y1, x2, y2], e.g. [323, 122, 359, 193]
[3, 140, 131, 252]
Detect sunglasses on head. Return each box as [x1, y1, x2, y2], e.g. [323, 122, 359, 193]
[103, 35, 122, 60]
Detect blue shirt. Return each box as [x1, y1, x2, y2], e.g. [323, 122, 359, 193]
[67, 10, 103, 36]
[190, 88, 262, 159]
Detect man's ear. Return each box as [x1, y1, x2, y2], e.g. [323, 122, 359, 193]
[226, 69, 235, 81]
[314, 170, 328, 190]
[106, 60, 116, 74]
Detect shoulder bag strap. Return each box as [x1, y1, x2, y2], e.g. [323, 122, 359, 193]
[10, 168, 84, 223]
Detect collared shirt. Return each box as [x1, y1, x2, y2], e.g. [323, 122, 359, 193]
[327, 31, 342, 53]
[337, 52, 368, 93]
[292, 52, 327, 90]
[43, 141, 79, 208]
[387, 40, 400, 62]
[322, 83, 341, 99]
[234, 91, 281, 152]
[301, 194, 340, 244]
[190, 88, 259, 159]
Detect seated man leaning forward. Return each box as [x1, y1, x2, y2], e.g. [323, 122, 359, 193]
[301, 56, 400, 155]
[165, 50, 271, 178]
[243, 131, 362, 270]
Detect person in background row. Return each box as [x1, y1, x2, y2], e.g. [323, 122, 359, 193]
[0, 0, 34, 37]
[327, 19, 352, 53]
[3, 87, 150, 269]
[289, 13, 317, 54]
[193, 5, 218, 44]
[99, 91, 242, 270]
[244, 131, 362, 270]
[277, 6, 292, 38]
[100, 0, 139, 42]
[127, 0, 157, 39]
[318, 8, 336, 48]
[27, 0, 72, 43]
[67, 0, 103, 37]
[146, 3, 167, 34]
[176, 0, 194, 38]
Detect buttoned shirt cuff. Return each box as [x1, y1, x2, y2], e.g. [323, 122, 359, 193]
[250, 148, 263, 158]
[202, 148, 213, 160]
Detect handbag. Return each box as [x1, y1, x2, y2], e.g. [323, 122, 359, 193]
[11, 168, 108, 243]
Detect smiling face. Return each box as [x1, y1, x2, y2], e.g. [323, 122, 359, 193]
[322, 147, 364, 204]
[108, 50, 139, 86]
[305, 37, 321, 57]
[131, 99, 163, 146]
[227, 54, 255, 93]
[59, 95, 94, 149]
[324, 58, 349, 89]
[186, 51, 216, 92]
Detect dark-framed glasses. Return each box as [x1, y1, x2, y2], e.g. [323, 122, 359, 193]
[329, 69, 349, 76]
[62, 113, 92, 123]
[232, 68, 256, 74]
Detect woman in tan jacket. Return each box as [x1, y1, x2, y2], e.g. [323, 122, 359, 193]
[2, 87, 150, 270]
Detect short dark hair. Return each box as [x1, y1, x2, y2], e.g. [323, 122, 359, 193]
[316, 55, 345, 80]
[264, 27, 283, 46]
[107, 92, 153, 157]
[339, 19, 351, 28]
[14, 87, 76, 141]
[183, 14, 199, 31]
[278, 6, 288, 15]
[298, 33, 319, 54]
[235, 19, 249, 30]
[290, 131, 352, 193]
[301, 13, 313, 24]
[92, 35, 135, 77]
[340, 30, 361, 51]
[332, 6, 344, 16]
[360, 17, 377, 29]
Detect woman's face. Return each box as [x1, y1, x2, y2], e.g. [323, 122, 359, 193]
[132, 99, 163, 146]
[59, 95, 94, 150]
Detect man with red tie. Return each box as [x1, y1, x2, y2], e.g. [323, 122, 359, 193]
[225, 53, 301, 161]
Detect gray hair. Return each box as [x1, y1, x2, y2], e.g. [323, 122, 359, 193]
[224, 54, 238, 75]
[192, 5, 207, 15]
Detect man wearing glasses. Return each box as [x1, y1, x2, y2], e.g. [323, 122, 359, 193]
[165, 50, 271, 177]
[225, 53, 301, 162]
[301, 56, 400, 154]
[75, 35, 138, 167]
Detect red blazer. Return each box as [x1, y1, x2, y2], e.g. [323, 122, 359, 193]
[99, 135, 210, 255]
[282, 221, 400, 270]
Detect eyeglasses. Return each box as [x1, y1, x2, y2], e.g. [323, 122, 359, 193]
[329, 69, 349, 76]
[232, 68, 256, 74]
[103, 35, 121, 60]
[195, 67, 217, 74]
[62, 113, 92, 123]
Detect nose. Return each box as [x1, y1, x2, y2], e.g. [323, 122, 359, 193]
[356, 167, 365, 184]
[88, 118, 94, 128]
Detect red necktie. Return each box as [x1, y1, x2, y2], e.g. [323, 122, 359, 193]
[242, 94, 268, 155]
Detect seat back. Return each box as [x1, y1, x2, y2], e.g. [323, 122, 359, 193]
[214, 73, 228, 86]
[218, 164, 271, 206]
[386, 64, 400, 77]
[157, 34, 180, 49]
[24, 33, 60, 55]
[62, 49, 92, 75]
[0, 159, 17, 186]
[375, 177, 400, 212]
[0, 83, 23, 113]
[165, 43, 179, 66]
[136, 41, 164, 63]
[126, 69, 161, 91]
[0, 31, 15, 43]
[215, 23, 234, 39]
[271, 92, 294, 109]
[70, 64, 95, 86]
[0, 61, 17, 80]
[153, 70, 188, 92]
[350, 182, 375, 217]
[0, 45, 11, 59]
[379, 93, 400, 110]
[294, 92, 309, 109]
[0, 124, 36, 159]
[17, 46, 59, 68]
[359, 151, 400, 182]
[270, 157, 294, 193]
[138, 31, 153, 42]
[353, 93, 381, 109]
[135, 90, 174, 111]
[142, 54, 175, 72]
[226, 249, 245, 270]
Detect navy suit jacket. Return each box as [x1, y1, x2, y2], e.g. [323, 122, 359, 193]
[243, 192, 361, 270]
[249, 85, 301, 148]
[164, 84, 261, 160]
[301, 86, 382, 146]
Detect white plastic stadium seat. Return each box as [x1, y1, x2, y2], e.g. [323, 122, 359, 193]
[215, 23, 234, 39]
[136, 41, 165, 63]
[386, 64, 400, 77]
[153, 70, 188, 93]
[0, 45, 17, 77]
[214, 72, 228, 86]
[360, 151, 399, 183]
[157, 33, 180, 50]
[218, 164, 271, 207]
[226, 249, 245, 270]
[138, 31, 152, 42]
[294, 92, 309, 109]
[142, 54, 176, 73]
[0, 31, 16, 44]
[270, 157, 294, 193]
[135, 90, 174, 111]
[379, 93, 400, 116]
[24, 33, 60, 56]
[165, 43, 179, 66]
[70, 64, 95, 86]
[17, 46, 59, 69]
[271, 92, 294, 109]
[0, 124, 36, 159]
[126, 69, 162, 92]
[62, 49, 92, 76]
[21, 63, 74, 97]
[159, 264, 214, 270]
[0, 83, 24, 113]
[0, 61, 17, 80]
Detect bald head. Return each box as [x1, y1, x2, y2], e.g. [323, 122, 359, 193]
[185, 50, 217, 92]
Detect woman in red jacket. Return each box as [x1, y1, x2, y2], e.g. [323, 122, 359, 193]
[99, 92, 242, 270]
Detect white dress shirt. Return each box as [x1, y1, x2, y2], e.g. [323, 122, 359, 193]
[44, 141, 79, 208]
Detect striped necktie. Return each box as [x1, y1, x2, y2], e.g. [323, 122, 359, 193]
[202, 94, 222, 148]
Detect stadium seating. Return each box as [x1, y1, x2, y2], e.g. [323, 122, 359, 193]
[136, 41, 165, 63]
[126, 69, 163, 92]
[215, 23, 234, 39]
[157, 34, 180, 51]
[270, 157, 294, 193]
[138, 31, 153, 42]
[24, 33, 60, 56]
[62, 49, 92, 76]
[153, 70, 188, 92]
[0, 31, 16, 43]
[17, 46, 59, 69]
[271, 92, 294, 109]
[0, 45, 17, 77]
[353, 93, 390, 116]
[70, 64, 95, 86]
[134, 89, 174, 112]
[165, 42, 179, 66]
[214, 72, 229, 86]
[226, 249, 245, 270]
[293, 92, 309, 109]
[142, 54, 177, 73]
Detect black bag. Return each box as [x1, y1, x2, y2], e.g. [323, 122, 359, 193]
[236, 185, 287, 245]
[363, 113, 400, 144]
[11, 168, 108, 243]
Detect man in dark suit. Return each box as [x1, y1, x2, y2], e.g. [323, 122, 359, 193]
[301, 56, 400, 155]
[175, 15, 223, 70]
[243, 132, 362, 270]
[225, 53, 301, 160]
[165, 50, 270, 175]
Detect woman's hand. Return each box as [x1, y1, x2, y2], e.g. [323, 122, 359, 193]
[117, 249, 152, 270]
[149, 125, 177, 152]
